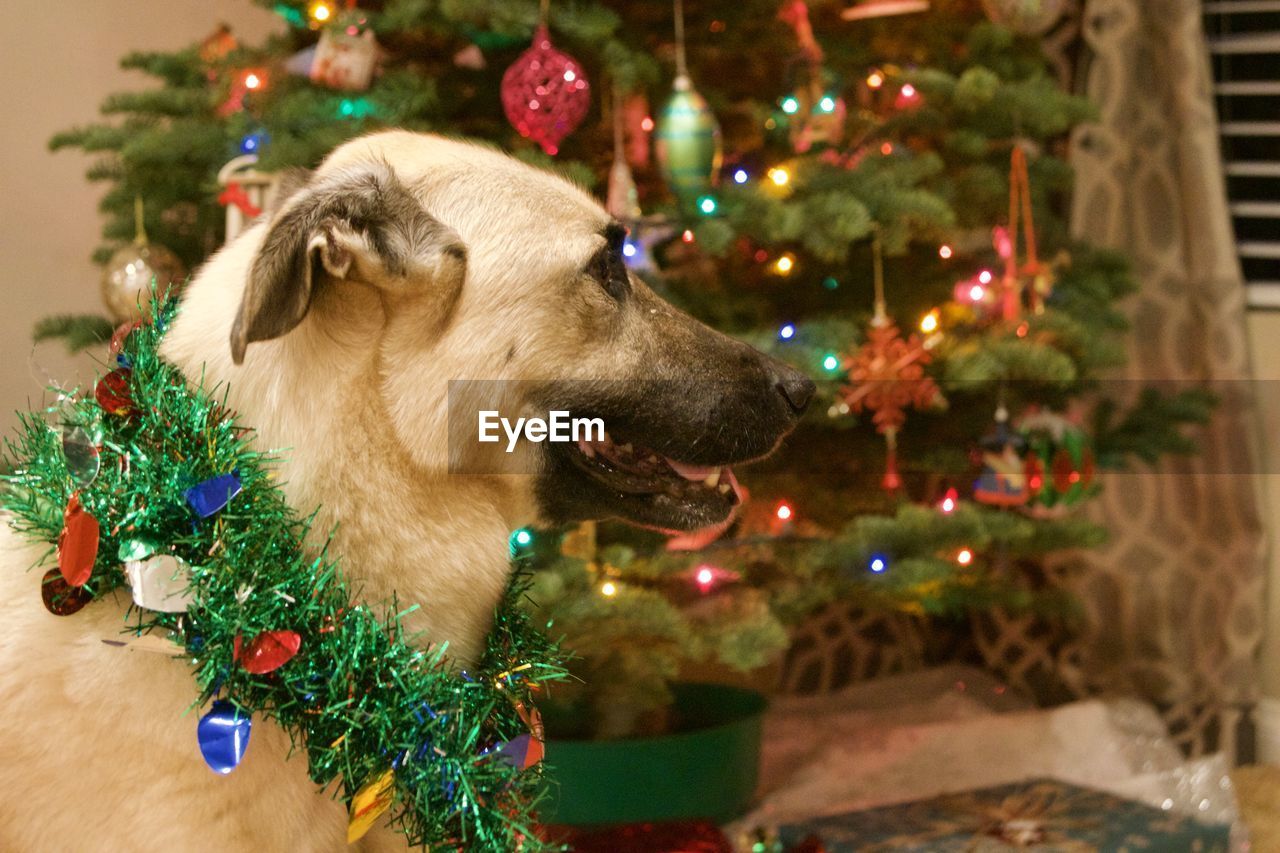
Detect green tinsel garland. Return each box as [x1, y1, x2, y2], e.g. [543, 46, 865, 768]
[2, 301, 566, 849]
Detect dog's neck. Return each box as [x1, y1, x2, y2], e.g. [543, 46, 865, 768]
[160, 229, 525, 663]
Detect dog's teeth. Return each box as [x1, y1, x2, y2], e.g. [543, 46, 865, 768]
[718, 483, 731, 494]
[620, 443, 633, 454]
[702, 470, 721, 487]
[579, 439, 596, 458]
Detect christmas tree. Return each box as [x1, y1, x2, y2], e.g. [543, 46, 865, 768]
[49, 0, 1211, 739]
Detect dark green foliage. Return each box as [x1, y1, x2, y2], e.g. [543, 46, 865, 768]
[32, 315, 115, 353]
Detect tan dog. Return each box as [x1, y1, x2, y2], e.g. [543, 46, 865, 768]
[0, 132, 812, 850]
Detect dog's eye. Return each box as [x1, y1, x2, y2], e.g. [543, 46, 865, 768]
[587, 246, 630, 301]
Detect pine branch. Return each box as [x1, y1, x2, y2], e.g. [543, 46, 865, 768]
[32, 314, 115, 353]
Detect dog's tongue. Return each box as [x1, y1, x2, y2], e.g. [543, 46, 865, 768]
[666, 459, 719, 482]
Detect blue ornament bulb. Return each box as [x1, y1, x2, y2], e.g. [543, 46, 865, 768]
[198, 700, 252, 775]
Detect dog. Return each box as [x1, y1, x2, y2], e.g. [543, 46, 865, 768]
[0, 131, 813, 851]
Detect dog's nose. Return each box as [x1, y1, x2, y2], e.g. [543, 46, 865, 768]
[774, 368, 816, 415]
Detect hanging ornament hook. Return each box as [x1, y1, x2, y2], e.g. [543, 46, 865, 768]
[133, 197, 148, 246]
[871, 226, 888, 326]
[673, 0, 690, 86]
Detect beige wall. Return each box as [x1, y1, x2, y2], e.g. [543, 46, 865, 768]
[0, 1, 279, 435]
[1249, 314, 1280, 700]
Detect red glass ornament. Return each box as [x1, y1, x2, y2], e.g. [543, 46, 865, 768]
[500, 26, 590, 155]
[95, 368, 135, 417]
[57, 494, 99, 588]
[109, 321, 142, 356]
[41, 568, 92, 616]
[238, 630, 302, 674]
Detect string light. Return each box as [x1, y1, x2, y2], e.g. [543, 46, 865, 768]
[622, 240, 638, 259]
[308, 1, 333, 23]
[780, 96, 800, 114]
[733, 168, 749, 184]
[778, 323, 796, 340]
[600, 581, 618, 597]
[956, 549, 973, 566]
[775, 503, 793, 521]
[866, 71, 885, 89]
[510, 528, 533, 548]
[969, 284, 985, 302]
[822, 353, 840, 372]
[939, 488, 958, 514]
[938, 245, 953, 260]
[243, 72, 263, 90]
[818, 95, 837, 113]
[880, 142, 894, 155]
[239, 131, 268, 155]
[681, 229, 695, 243]
[774, 254, 795, 274]
[869, 555, 888, 573]
[696, 195, 718, 215]
[920, 310, 939, 334]
[641, 116, 655, 132]
[978, 270, 993, 285]
[900, 83, 917, 99]
[823, 277, 839, 290]
[768, 167, 790, 187]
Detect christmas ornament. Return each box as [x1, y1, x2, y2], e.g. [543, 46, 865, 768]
[95, 368, 135, 417]
[500, 20, 591, 156]
[655, 0, 722, 200]
[57, 494, 99, 587]
[999, 144, 1054, 319]
[197, 700, 252, 775]
[974, 406, 1030, 507]
[237, 629, 302, 674]
[199, 24, 238, 81]
[60, 425, 100, 487]
[607, 86, 642, 220]
[1019, 410, 1097, 513]
[347, 769, 396, 842]
[980, 0, 1065, 35]
[3, 296, 566, 849]
[41, 568, 92, 616]
[217, 155, 279, 243]
[218, 182, 262, 220]
[841, 0, 929, 19]
[841, 233, 942, 490]
[101, 199, 186, 325]
[777, 3, 846, 153]
[623, 93, 652, 167]
[125, 554, 195, 613]
[310, 24, 379, 91]
[184, 472, 243, 518]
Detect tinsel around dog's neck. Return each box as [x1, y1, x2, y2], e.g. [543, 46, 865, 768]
[1, 301, 564, 849]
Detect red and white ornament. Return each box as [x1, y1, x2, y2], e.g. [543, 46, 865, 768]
[310, 25, 379, 91]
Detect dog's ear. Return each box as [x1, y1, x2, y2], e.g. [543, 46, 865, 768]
[230, 162, 467, 364]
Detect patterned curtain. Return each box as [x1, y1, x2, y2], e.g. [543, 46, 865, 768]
[1064, 0, 1266, 758]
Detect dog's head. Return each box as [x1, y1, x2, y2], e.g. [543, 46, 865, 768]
[232, 131, 812, 532]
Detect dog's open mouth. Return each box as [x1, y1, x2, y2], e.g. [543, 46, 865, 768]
[566, 431, 745, 509]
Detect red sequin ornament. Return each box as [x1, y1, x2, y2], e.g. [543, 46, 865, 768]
[41, 568, 92, 616]
[57, 493, 99, 587]
[500, 26, 590, 155]
[237, 630, 302, 674]
[95, 368, 135, 417]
